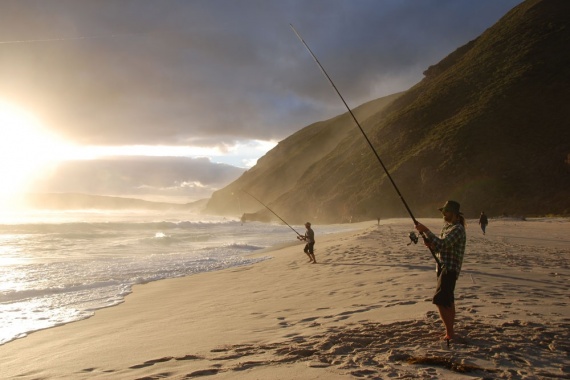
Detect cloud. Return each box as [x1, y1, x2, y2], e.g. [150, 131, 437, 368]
[31, 156, 245, 202]
[0, 0, 523, 148]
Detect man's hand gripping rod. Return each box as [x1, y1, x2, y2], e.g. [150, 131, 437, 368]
[290, 24, 442, 270]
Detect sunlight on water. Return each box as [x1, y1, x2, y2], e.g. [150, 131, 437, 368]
[0, 209, 362, 346]
[0, 255, 26, 266]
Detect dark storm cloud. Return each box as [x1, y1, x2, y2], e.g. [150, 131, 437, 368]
[0, 0, 523, 147]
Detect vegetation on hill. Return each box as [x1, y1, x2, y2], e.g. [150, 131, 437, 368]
[204, 93, 403, 217]
[205, 0, 570, 223]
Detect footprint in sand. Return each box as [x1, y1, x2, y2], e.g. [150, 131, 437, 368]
[185, 368, 221, 377]
[128, 356, 174, 369]
[384, 300, 417, 308]
[299, 316, 319, 323]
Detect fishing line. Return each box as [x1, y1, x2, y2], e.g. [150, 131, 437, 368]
[241, 189, 304, 238]
[290, 24, 442, 269]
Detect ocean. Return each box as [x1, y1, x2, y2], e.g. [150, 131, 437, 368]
[0, 209, 359, 346]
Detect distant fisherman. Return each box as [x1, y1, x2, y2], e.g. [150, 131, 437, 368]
[478, 211, 488, 235]
[415, 201, 466, 341]
[299, 222, 316, 264]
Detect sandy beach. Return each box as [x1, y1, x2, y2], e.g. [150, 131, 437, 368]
[1, 217, 569, 379]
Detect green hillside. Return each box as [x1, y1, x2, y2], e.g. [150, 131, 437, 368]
[204, 93, 403, 217]
[206, 0, 570, 223]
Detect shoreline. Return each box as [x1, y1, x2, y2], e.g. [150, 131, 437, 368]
[1, 218, 568, 379]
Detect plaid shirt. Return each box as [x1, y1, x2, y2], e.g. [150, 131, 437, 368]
[425, 221, 466, 277]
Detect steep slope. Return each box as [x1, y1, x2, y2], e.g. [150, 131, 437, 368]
[203, 93, 403, 217]
[209, 0, 570, 223]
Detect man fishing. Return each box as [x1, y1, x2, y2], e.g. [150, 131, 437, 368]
[291, 26, 465, 337]
[415, 201, 466, 341]
[299, 222, 316, 264]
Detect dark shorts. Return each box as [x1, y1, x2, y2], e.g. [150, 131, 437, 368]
[433, 268, 457, 307]
[304, 242, 315, 254]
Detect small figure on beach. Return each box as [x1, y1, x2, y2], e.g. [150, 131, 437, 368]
[299, 222, 316, 264]
[478, 211, 488, 235]
[415, 200, 466, 342]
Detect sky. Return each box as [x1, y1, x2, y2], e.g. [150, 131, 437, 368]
[0, 0, 523, 204]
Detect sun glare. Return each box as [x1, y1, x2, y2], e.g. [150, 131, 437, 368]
[0, 101, 69, 204]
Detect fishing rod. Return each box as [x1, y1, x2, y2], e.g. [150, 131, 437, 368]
[290, 24, 442, 269]
[241, 189, 305, 238]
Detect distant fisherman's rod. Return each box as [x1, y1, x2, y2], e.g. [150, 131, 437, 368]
[290, 24, 442, 269]
[241, 189, 304, 238]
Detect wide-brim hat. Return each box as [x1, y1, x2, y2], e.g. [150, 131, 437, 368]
[438, 200, 462, 214]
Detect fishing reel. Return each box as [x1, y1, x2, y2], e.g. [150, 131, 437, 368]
[407, 231, 419, 246]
